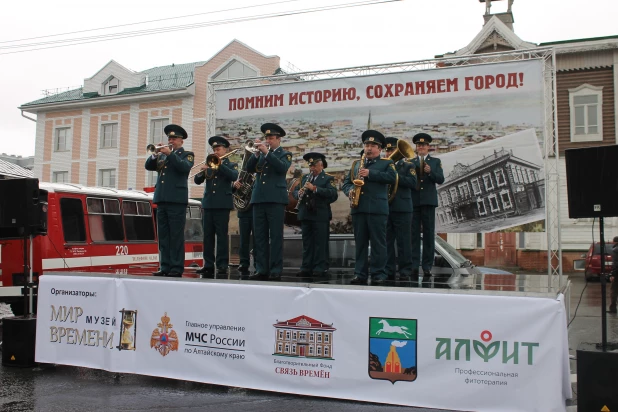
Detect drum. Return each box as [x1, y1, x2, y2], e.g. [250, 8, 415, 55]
[285, 178, 301, 227]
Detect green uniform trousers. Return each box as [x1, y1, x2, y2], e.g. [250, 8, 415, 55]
[157, 203, 187, 274]
[301, 220, 329, 273]
[202, 209, 230, 270]
[411, 205, 436, 273]
[238, 214, 254, 270]
[253, 203, 285, 275]
[352, 213, 388, 280]
[386, 211, 413, 279]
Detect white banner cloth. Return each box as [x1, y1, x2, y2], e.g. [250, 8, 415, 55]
[36, 274, 570, 412]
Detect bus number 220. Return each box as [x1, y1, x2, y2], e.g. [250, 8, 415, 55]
[116, 246, 129, 256]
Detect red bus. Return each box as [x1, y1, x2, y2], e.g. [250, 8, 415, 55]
[0, 182, 203, 294]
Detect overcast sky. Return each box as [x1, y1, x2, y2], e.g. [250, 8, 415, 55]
[1, 0, 616, 157]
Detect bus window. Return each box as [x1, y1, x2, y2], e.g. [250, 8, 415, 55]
[184, 206, 203, 242]
[60, 198, 86, 242]
[87, 197, 124, 242]
[123, 200, 155, 241]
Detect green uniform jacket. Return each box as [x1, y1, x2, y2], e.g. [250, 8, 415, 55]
[341, 157, 397, 216]
[145, 147, 194, 204]
[410, 155, 445, 206]
[193, 158, 239, 209]
[246, 146, 292, 205]
[293, 171, 338, 222]
[389, 158, 417, 213]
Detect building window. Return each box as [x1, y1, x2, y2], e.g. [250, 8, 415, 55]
[494, 169, 506, 187]
[285, 343, 290, 354]
[438, 213, 446, 225]
[477, 198, 487, 216]
[99, 169, 116, 188]
[449, 187, 459, 202]
[103, 77, 120, 95]
[482, 173, 494, 190]
[324, 346, 330, 357]
[458, 182, 471, 199]
[488, 194, 500, 212]
[55, 128, 70, 151]
[471, 178, 482, 195]
[277, 343, 282, 352]
[299, 332, 306, 341]
[53, 171, 69, 183]
[317, 333, 322, 343]
[528, 170, 536, 182]
[309, 346, 314, 355]
[212, 59, 258, 81]
[522, 169, 530, 184]
[500, 190, 512, 209]
[292, 331, 297, 340]
[324, 333, 330, 343]
[476, 233, 483, 248]
[317, 346, 322, 356]
[440, 192, 449, 206]
[86, 197, 123, 242]
[278, 330, 283, 340]
[101, 123, 118, 148]
[292, 344, 296, 354]
[310, 333, 314, 342]
[569, 84, 603, 142]
[150, 118, 170, 144]
[446, 209, 453, 223]
[285, 331, 291, 340]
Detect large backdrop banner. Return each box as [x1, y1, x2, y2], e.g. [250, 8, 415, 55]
[36, 274, 570, 412]
[215, 59, 546, 233]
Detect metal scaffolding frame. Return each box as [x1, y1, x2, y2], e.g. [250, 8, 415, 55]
[206, 48, 562, 291]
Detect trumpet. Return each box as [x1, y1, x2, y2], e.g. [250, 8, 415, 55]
[189, 148, 241, 179]
[147, 143, 173, 154]
[249, 139, 270, 154]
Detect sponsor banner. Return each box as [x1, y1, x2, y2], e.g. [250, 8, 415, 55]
[214, 59, 546, 232]
[36, 274, 570, 412]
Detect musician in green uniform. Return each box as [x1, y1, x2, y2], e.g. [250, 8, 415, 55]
[294, 152, 338, 279]
[384, 137, 417, 286]
[246, 123, 292, 281]
[194, 136, 239, 278]
[145, 124, 194, 277]
[410, 133, 445, 287]
[341, 130, 397, 286]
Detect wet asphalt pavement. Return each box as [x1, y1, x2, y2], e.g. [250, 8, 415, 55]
[1, 273, 615, 412]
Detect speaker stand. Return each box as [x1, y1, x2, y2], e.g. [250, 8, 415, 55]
[599, 217, 608, 351]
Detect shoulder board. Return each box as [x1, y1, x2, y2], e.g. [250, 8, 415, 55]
[379, 157, 390, 161]
[324, 172, 335, 177]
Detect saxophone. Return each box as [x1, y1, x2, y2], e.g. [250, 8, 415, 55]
[349, 152, 366, 208]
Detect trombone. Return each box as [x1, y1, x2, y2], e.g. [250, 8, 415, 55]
[189, 148, 241, 179]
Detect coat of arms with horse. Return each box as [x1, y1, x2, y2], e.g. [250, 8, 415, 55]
[368, 317, 417, 384]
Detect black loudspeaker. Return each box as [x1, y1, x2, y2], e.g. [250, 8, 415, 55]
[1, 316, 37, 367]
[565, 145, 618, 218]
[577, 343, 618, 412]
[0, 178, 47, 238]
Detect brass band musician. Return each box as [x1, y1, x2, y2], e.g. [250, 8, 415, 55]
[293, 153, 338, 279]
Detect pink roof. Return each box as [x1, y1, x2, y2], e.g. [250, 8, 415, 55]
[273, 315, 336, 331]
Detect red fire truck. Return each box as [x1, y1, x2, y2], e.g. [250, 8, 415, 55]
[0, 182, 204, 297]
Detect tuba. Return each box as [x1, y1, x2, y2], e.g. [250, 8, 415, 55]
[232, 140, 258, 212]
[386, 139, 415, 202]
[349, 152, 366, 208]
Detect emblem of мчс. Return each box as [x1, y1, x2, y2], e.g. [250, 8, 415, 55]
[150, 312, 179, 357]
[368, 317, 417, 384]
